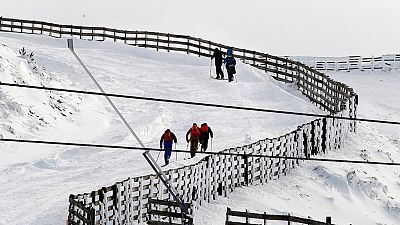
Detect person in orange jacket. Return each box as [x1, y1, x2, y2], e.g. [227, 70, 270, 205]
[186, 123, 201, 158]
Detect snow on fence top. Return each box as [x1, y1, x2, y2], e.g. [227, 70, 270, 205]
[0, 17, 358, 225]
[288, 55, 400, 72]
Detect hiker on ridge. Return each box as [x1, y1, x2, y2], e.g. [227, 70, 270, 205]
[199, 123, 213, 152]
[224, 47, 236, 82]
[160, 129, 177, 165]
[211, 48, 224, 79]
[186, 123, 201, 158]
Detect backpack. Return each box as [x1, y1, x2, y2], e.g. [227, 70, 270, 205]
[190, 127, 201, 137]
[225, 57, 236, 74]
[201, 124, 209, 133]
[164, 131, 173, 141]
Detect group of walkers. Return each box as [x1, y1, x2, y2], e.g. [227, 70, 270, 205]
[211, 47, 237, 82]
[159, 123, 213, 166]
[158, 47, 236, 166]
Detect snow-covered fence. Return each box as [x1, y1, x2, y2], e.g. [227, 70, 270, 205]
[0, 17, 358, 224]
[225, 207, 333, 225]
[288, 55, 400, 72]
[66, 106, 356, 224]
[0, 16, 357, 115]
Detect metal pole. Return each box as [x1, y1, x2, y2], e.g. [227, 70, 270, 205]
[68, 39, 189, 218]
[67, 39, 145, 148]
[210, 59, 213, 79]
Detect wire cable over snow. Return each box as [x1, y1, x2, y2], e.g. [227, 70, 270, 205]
[1, 138, 400, 166]
[0, 82, 399, 126]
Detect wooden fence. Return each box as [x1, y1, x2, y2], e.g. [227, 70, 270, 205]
[0, 17, 358, 225]
[288, 55, 400, 72]
[225, 207, 333, 225]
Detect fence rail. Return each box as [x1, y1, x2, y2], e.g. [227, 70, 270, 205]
[288, 55, 400, 72]
[225, 207, 333, 225]
[0, 16, 358, 225]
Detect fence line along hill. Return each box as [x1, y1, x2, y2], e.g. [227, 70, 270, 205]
[0, 17, 358, 225]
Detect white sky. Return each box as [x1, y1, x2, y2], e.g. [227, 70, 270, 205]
[1, 0, 399, 56]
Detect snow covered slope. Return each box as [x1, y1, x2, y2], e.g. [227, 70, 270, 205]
[196, 71, 400, 225]
[0, 33, 324, 224]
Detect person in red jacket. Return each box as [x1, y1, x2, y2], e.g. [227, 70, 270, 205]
[160, 129, 177, 165]
[186, 123, 201, 158]
[200, 123, 213, 152]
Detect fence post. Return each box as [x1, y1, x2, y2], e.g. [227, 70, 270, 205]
[245, 209, 249, 224]
[156, 32, 159, 51]
[135, 31, 137, 45]
[145, 31, 147, 48]
[321, 118, 327, 153]
[10, 18, 14, 32]
[167, 33, 170, 52]
[243, 154, 249, 186]
[225, 207, 230, 225]
[187, 36, 189, 54]
[326, 216, 332, 224]
[208, 41, 211, 56]
[90, 208, 96, 225]
[371, 55, 374, 71]
[287, 213, 290, 225]
[263, 212, 267, 225]
[198, 38, 201, 57]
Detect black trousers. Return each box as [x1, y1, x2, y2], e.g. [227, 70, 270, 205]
[201, 138, 209, 151]
[215, 65, 224, 79]
[227, 72, 234, 82]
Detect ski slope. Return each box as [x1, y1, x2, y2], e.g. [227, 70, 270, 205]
[0, 33, 328, 225]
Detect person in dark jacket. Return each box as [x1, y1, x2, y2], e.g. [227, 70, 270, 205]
[160, 129, 177, 165]
[211, 48, 224, 79]
[199, 123, 213, 152]
[186, 123, 201, 158]
[224, 47, 236, 82]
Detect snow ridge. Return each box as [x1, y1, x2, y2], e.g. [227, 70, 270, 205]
[0, 44, 83, 139]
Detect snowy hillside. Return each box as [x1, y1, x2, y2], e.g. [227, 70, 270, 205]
[0, 33, 327, 225]
[0, 31, 398, 225]
[196, 71, 400, 225]
[0, 44, 83, 139]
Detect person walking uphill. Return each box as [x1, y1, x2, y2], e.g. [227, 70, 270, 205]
[211, 48, 224, 79]
[160, 129, 177, 165]
[200, 123, 213, 152]
[224, 47, 236, 82]
[186, 123, 201, 158]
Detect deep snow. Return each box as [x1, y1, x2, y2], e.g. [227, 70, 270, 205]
[0, 31, 399, 224]
[0, 32, 328, 224]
